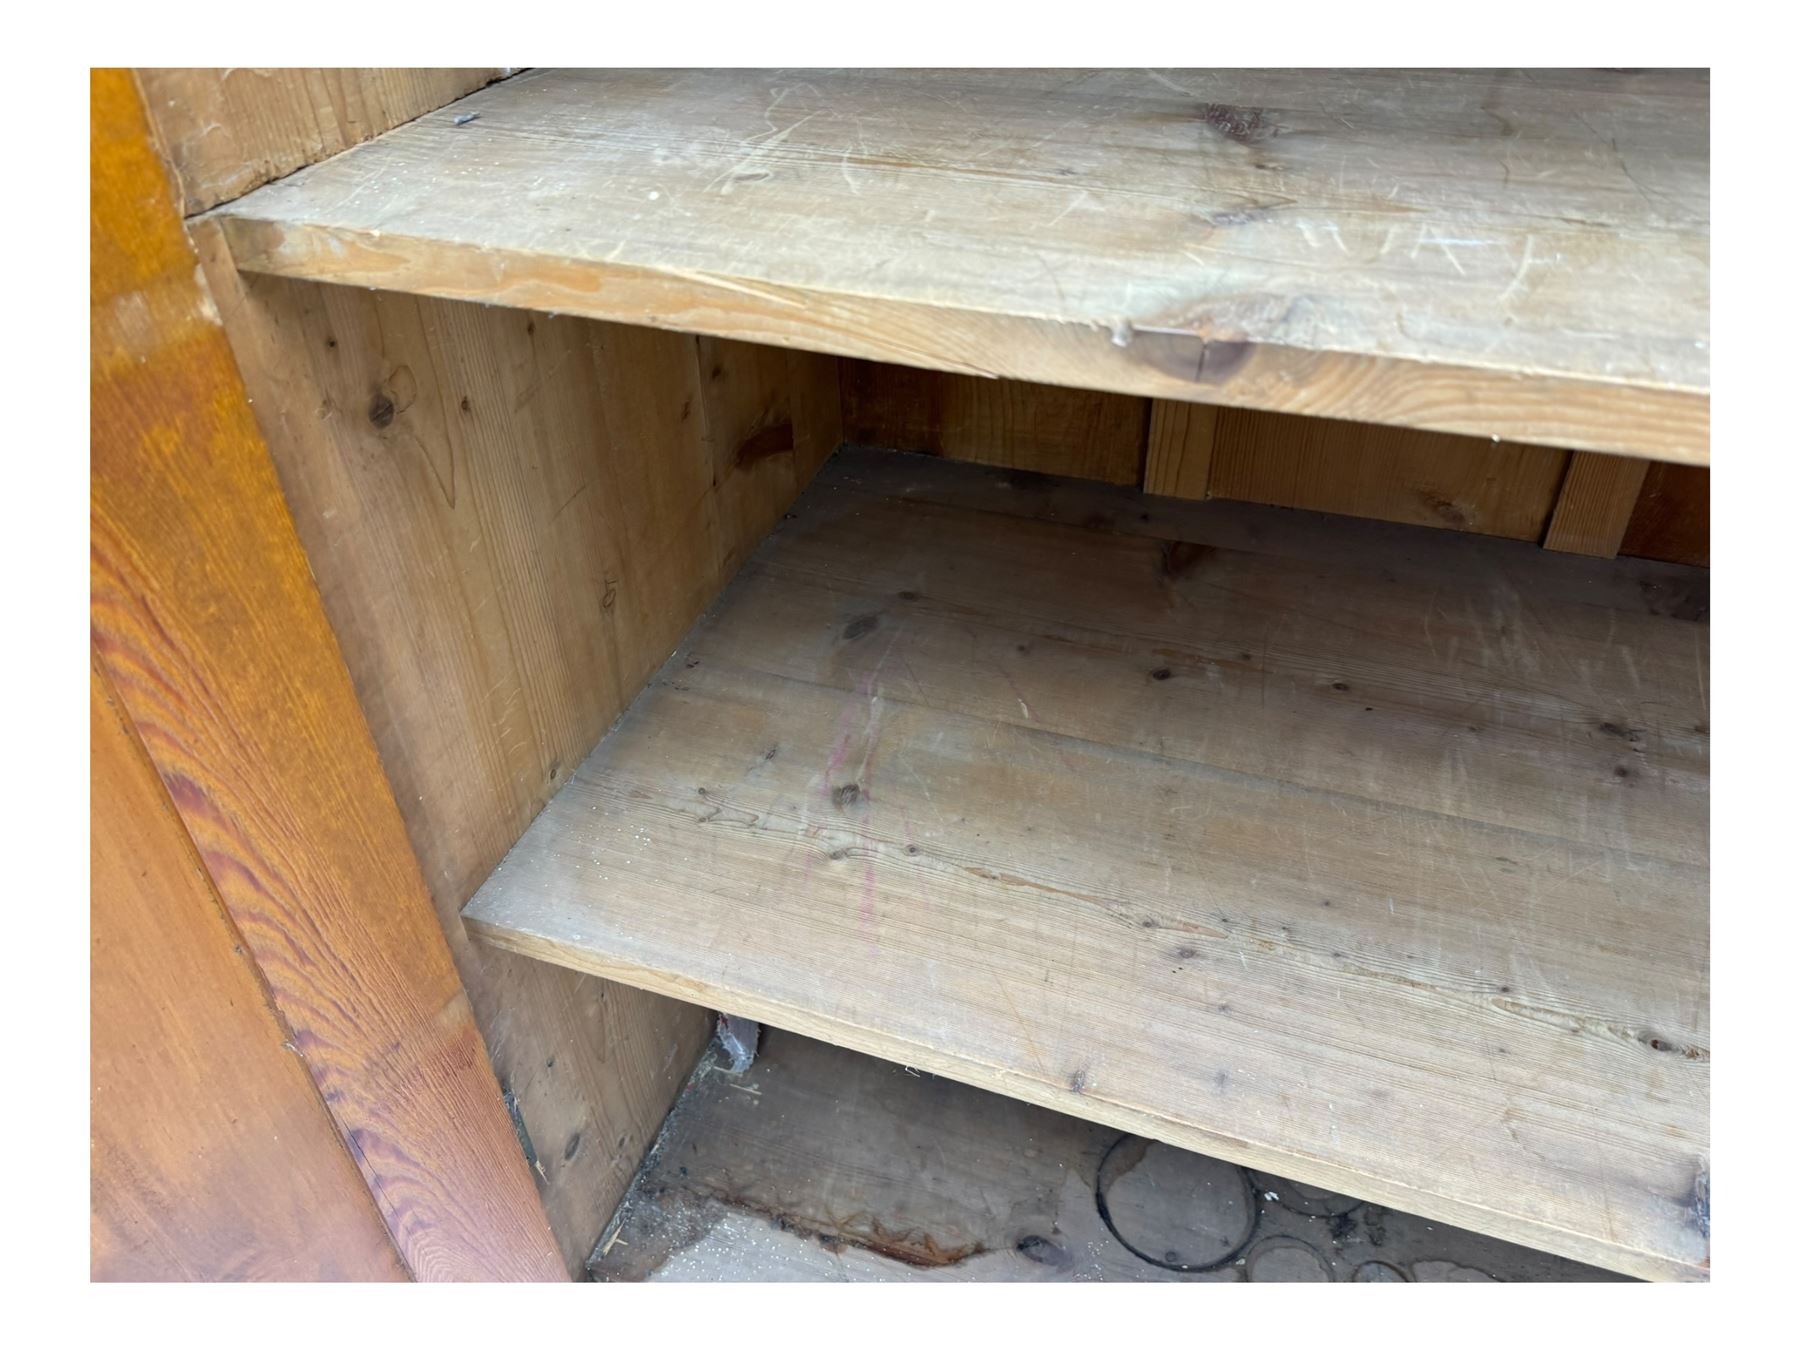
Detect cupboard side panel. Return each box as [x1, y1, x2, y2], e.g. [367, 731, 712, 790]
[196, 233, 841, 1270]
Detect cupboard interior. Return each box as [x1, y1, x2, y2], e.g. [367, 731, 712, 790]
[205, 260, 1707, 1282]
[593, 1027, 1633, 1282]
[167, 56, 1705, 1286]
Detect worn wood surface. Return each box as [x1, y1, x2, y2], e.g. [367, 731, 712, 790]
[194, 240, 840, 1273]
[214, 68, 1709, 462]
[92, 657, 407, 1281]
[1202, 410, 1571, 540]
[841, 359, 1147, 484]
[91, 69, 563, 1281]
[1622, 462, 1710, 566]
[595, 1030, 1622, 1281]
[466, 448, 1709, 1281]
[137, 68, 513, 214]
[1544, 453, 1654, 557]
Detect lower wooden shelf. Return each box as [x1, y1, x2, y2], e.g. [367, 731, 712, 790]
[464, 447, 1709, 1281]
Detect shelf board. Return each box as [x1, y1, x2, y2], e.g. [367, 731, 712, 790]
[213, 68, 1709, 464]
[464, 448, 1709, 1281]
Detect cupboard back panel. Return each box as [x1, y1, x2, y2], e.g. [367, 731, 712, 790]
[839, 361, 1705, 563]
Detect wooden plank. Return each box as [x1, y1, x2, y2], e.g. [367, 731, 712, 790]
[1203, 410, 1571, 541]
[136, 67, 513, 214]
[1143, 399, 1218, 498]
[1544, 452, 1654, 557]
[852, 373, 1569, 542]
[213, 68, 1709, 463]
[1622, 462, 1710, 566]
[842, 360, 1147, 484]
[703, 337, 846, 573]
[90, 69, 564, 1282]
[92, 656, 407, 1282]
[857, 376, 1571, 542]
[688, 471, 1707, 865]
[464, 448, 1709, 1281]
[593, 1030, 1621, 1281]
[191, 242, 842, 1273]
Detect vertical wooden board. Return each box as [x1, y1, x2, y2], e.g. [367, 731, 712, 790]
[701, 337, 844, 578]
[1205, 409, 1571, 539]
[1622, 461, 1710, 566]
[194, 237, 842, 1271]
[841, 361, 1147, 485]
[1143, 399, 1219, 499]
[1544, 452, 1654, 558]
[92, 658, 407, 1282]
[91, 70, 563, 1281]
[136, 67, 513, 214]
[190, 252, 715, 1273]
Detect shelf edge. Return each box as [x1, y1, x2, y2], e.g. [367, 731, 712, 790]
[215, 213, 1710, 467]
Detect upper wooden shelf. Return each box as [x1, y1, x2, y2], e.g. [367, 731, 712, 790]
[212, 68, 1710, 464]
[464, 448, 1709, 1281]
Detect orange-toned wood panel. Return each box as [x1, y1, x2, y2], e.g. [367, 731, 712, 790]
[1203, 408, 1570, 540]
[841, 359, 1146, 485]
[92, 656, 407, 1282]
[136, 67, 513, 215]
[1622, 461, 1710, 566]
[1143, 399, 1218, 500]
[846, 366, 1569, 541]
[1542, 452, 1653, 558]
[90, 68, 562, 1281]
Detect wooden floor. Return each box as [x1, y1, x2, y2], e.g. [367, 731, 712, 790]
[211, 68, 1708, 462]
[466, 448, 1709, 1280]
[594, 1029, 1624, 1281]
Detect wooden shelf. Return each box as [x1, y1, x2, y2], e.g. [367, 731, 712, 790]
[212, 68, 1709, 464]
[464, 448, 1709, 1281]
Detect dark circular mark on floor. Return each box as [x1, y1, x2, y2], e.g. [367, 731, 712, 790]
[1094, 1134, 1258, 1273]
[1013, 1233, 1070, 1269]
[1352, 1259, 1409, 1282]
[1245, 1234, 1333, 1282]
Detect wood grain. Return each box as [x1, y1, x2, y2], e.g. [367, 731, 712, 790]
[192, 241, 843, 1272]
[1143, 399, 1218, 499]
[91, 68, 563, 1281]
[136, 68, 513, 214]
[850, 371, 1571, 542]
[92, 656, 407, 1282]
[703, 336, 846, 573]
[1204, 410, 1571, 540]
[213, 68, 1709, 462]
[465, 448, 1709, 1281]
[842, 360, 1147, 484]
[1622, 462, 1710, 566]
[1544, 452, 1654, 557]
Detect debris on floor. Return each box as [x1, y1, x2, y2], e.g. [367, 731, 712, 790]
[590, 1030, 1625, 1283]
